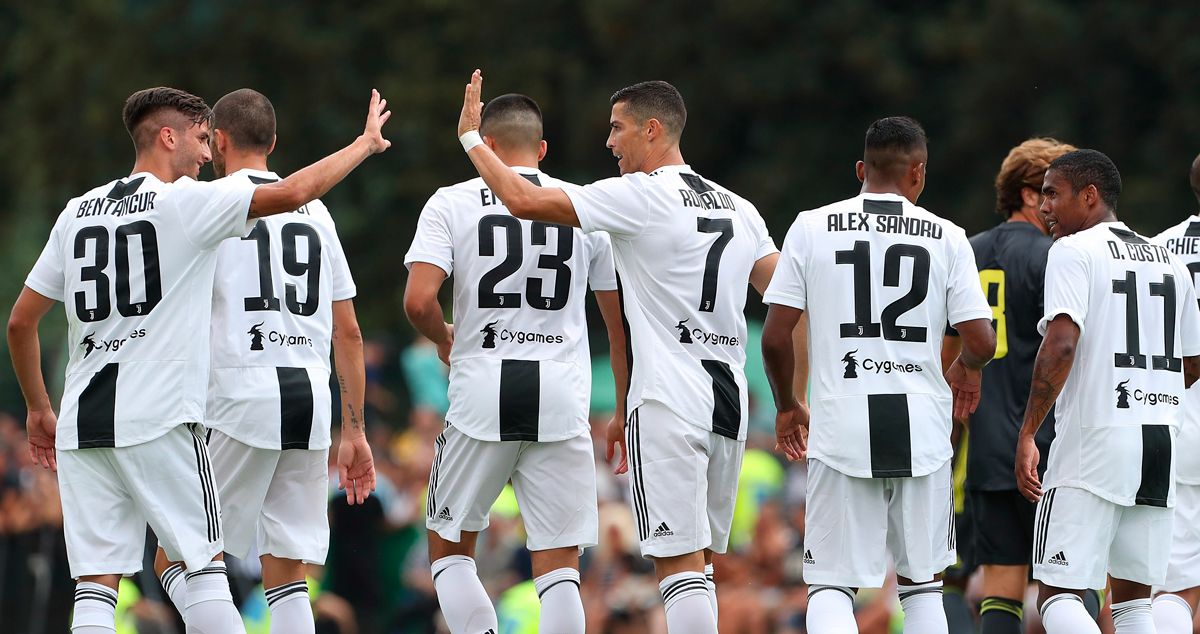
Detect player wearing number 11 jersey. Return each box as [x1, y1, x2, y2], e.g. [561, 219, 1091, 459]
[761, 117, 995, 634]
[7, 86, 391, 633]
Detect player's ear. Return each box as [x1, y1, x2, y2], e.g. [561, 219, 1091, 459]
[482, 135, 499, 152]
[159, 126, 176, 150]
[645, 117, 663, 141]
[537, 139, 547, 162]
[1084, 183, 1099, 207]
[855, 160, 866, 183]
[1020, 185, 1041, 210]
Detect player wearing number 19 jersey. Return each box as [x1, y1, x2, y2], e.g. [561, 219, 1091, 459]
[762, 117, 995, 634]
[6, 87, 391, 633]
[1015, 150, 1200, 634]
[456, 74, 780, 634]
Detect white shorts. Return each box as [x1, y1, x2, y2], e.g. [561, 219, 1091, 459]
[1160, 483, 1200, 593]
[1032, 486, 1173, 589]
[625, 401, 744, 559]
[58, 424, 222, 577]
[426, 423, 597, 551]
[803, 458, 955, 588]
[208, 431, 330, 564]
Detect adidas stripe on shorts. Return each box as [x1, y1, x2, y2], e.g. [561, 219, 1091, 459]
[57, 423, 223, 576]
[425, 423, 597, 551]
[1032, 485, 1173, 589]
[625, 400, 744, 559]
[802, 458, 955, 588]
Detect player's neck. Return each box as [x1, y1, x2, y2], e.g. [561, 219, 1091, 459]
[1007, 206, 1049, 234]
[222, 154, 270, 175]
[1078, 209, 1120, 232]
[637, 146, 686, 174]
[860, 179, 916, 204]
[130, 156, 182, 183]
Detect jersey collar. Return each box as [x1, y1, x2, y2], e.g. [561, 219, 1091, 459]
[228, 167, 280, 182]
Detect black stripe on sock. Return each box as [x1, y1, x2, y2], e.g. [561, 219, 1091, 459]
[265, 580, 307, 599]
[277, 367, 315, 450]
[701, 359, 741, 439]
[536, 578, 581, 598]
[808, 585, 856, 602]
[1135, 425, 1171, 507]
[185, 567, 227, 580]
[77, 363, 119, 448]
[1039, 593, 1083, 617]
[75, 589, 118, 607]
[867, 393, 911, 477]
[662, 579, 708, 604]
[898, 587, 944, 601]
[160, 563, 184, 589]
[499, 359, 539, 441]
[266, 583, 309, 606]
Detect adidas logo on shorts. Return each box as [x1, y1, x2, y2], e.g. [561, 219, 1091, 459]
[803, 549, 815, 565]
[1047, 551, 1069, 566]
[652, 522, 674, 537]
[438, 507, 453, 521]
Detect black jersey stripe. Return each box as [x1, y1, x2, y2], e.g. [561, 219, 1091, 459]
[863, 199, 903, 215]
[519, 173, 542, 187]
[701, 360, 741, 440]
[277, 367, 314, 450]
[867, 394, 912, 478]
[1109, 227, 1148, 244]
[246, 175, 280, 185]
[1186, 222, 1200, 237]
[1135, 425, 1172, 507]
[77, 363, 119, 448]
[615, 274, 635, 415]
[498, 360, 540, 441]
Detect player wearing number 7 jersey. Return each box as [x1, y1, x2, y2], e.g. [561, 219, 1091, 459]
[7, 86, 390, 634]
[761, 117, 996, 634]
[1015, 150, 1200, 634]
[455, 72, 782, 634]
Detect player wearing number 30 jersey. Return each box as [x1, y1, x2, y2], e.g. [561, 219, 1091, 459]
[762, 117, 995, 634]
[7, 86, 391, 633]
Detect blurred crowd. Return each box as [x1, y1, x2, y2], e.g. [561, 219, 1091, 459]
[0, 333, 1137, 634]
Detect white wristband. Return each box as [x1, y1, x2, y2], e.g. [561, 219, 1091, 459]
[459, 130, 484, 152]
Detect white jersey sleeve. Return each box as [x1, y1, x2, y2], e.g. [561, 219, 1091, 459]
[1039, 240, 1092, 336]
[25, 207, 72, 301]
[170, 177, 257, 248]
[747, 201, 779, 261]
[585, 232, 618, 291]
[328, 216, 357, 301]
[405, 191, 455, 276]
[565, 176, 650, 237]
[946, 230, 993, 325]
[762, 214, 812, 310]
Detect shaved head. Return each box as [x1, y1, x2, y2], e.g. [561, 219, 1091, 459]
[1190, 153, 1200, 207]
[212, 88, 276, 153]
[863, 116, 927, 181]
[480, 94, 543, 153]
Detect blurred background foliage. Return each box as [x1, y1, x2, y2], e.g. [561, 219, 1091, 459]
[4, 0, 1200, 411]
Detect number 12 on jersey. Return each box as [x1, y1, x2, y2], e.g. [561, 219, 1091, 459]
[836, 240, 931, 342]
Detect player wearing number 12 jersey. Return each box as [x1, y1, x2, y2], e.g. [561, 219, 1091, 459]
[456, 73, 780, 634]
[1015, 150, 1200, 634]
[7, 86, 391, 633]
[761, 117, 996, 634]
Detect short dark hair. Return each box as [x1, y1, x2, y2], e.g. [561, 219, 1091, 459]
[863, 116, 927, 177]
[212, 88, 276, 153]
[1048, 149, 1122, 210]
[610, 81, 687, 139]
[122, 87, 212, 151]
[480, 93, 543, 151]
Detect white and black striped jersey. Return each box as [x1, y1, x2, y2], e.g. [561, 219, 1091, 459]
[1042, 221, 1200, 507]
[564, 165, 777, 442]
[405, 167, 616, 442]
[24, 172, 257, 450]
[1153, 215, 1200, 485]
[206, 169, 356, 451]
[764, 193, 992, 478]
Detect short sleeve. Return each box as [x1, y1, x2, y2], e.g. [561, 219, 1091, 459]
[585, 232, 617, 291]
[1176, 260, 1200, 357]
[1038, 241, 1091, 336]
[404, 191, 454, 276]
[563, 176, 649, 237]
[761, 216, 810, 310]
[745, 202, 779, 260]
[24, 210, 70, 302]
[173, 177, 258, 249]
[326, 215, 357, 301]
[946, 231, 993, 326]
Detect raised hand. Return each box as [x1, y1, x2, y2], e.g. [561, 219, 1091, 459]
[27, 408, 57, 471]
[458, 69, 484, 137]
[362, 89, 392, 154]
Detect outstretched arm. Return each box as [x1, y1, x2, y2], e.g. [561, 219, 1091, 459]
[7, 287, 58, 470]
[1015, 315, 1079, 502]
[332, 299, 375, 505]
[249, 90, 392, 217]
[457, 70, 578, 226]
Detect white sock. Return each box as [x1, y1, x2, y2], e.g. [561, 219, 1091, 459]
[1111, 598, 1156, 634]
[534, 568, 583, 634]
[431, 555, 497, 634]
[1153, 594, 1194, 634]
[898, 581, 947, 634]
[159, 562, 187, 617]
[1041, 593, 1101, 634]
[72, 582, 117, 633]
[806, 585, 859, 633]
[184, 560, 246, 634]
[659, 571, 716, 634]
[704, 563, 718, 622]
[266, 581, 314, 634]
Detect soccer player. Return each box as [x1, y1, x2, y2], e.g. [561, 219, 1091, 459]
[405, 93, 623, 634]
[761, 116, 996, 634]
[6, 86, 390, 633]
[454, 72, 781, 634]
[943, 137, 1079, 634]
[152, 88, 377, 634]
[1016, 149, 1200, 633]
[1148, 153, 1200, 633]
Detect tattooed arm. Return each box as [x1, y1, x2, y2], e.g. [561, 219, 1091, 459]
[332, 299, 375, 504]
[1015, 314, 1080, 502]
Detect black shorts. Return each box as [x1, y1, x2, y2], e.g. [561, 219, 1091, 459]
[969, 489, 1039, 567]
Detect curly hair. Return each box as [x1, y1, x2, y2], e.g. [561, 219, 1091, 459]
[994, 137, 1077, 218]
